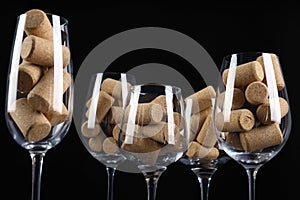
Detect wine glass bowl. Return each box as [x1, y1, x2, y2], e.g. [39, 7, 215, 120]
[179, 85, 231, 200]
[118, 83, 188, 200]
[5, 9, 73, 200]
[74, 72, 136, 200]
[213, 51, 291, 200]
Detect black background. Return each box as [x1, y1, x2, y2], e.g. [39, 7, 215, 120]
[1, 1, 299, 200]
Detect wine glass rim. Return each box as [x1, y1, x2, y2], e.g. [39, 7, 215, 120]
[18, 12, 69, 26]
[131, 83, 182, 94]
[89, 72, 136, 79]
[222, 51, 278, 60]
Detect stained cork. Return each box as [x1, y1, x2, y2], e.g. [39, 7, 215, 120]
[27, 67, 71, 113]
[239, 123, 283, 152]
[25, 9, 53, 40]
[17, 62, 44, 92]
[185, 85, 216, 114]
[9, 98, 51, 142]
[256, 54, 285, 91]
[245, 81, 268, 105]
[215, 109, 255, 132]
[222, 61, 264, 87]
[256, 97, 289, 124]
[21, 35, 70, 68]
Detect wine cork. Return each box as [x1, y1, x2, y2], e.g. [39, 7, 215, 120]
[96, 91, 115, 123]
[132, 150, 160, 166]
[44, 103, 69, 126]
[21, 35, 70, 68]
[222, 61, 264, 87]
[256, 54, 285, 91]
[225, 132, 244, 150]
[141, 122, 180, 144]
[256, 97, 289, 124]
[190, 107, 212, 134]
[24, 9, 53, 40]
[121, 136, 162, 153]
[125, 103, 164, 125]
[185, 86, 216, 114]
[101, 78, 131, 100]
[159, 133, 186, 155]
[186, 141, 219, 160]
[88, 134, 106, 152]
[196, 114, 217, 148]
[9, 98, 51, 142]
[107, 106, 124, 124]
[81, 120, 101, 138]
[27, 67, 71, 113]
[239, 123, 283, 152]
[172, 112, 184, 129]
[102, 137, 119, 154]
[215, 109, 255, 132]
[217, 88, 245, 110]
[245, 81, 268, 105]
[17, 62, 44, 92]
[151, 95, 174, 111]
[85, 97, 92, 108]
[112, 123, 122, 141]
[112, 123, 140, 141]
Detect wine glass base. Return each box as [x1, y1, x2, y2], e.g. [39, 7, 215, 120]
[138, 165, 167, 174]
[92, 153, 127, 168]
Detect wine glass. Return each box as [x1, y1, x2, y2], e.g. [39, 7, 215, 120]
[179, 85, 231, 200]
[5, 9, 73, 200]
[213, 51, 292, 200]
[117, 83, 188, 200]
[73, 72, 136, 200]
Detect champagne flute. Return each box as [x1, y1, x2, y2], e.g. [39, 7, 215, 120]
[118, 83, 188, 200]
[213, 51, 292, 200]
[179, 85, 231, 200]
[73, 72, 136, 200]
[5, 9, 73, 200]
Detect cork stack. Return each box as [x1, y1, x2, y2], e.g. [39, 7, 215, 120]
[81, 82, 185, 166]
[215, 54, 289, 152]
[185, 86, 220, 161]
[9, 9, 72, 142]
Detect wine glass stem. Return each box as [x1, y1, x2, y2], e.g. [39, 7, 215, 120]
[30, 152, 45, 200]
[144, 170, 164, 200]
[192, 168, 216, 200]
[246, 167, 260, 200]
[106, 167, 116, 200]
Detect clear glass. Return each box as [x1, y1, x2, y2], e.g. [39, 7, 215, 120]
[213, 52, 292, 200]
[118, 83, 188, 200]
[179, 84, 231, 200]
[5, 9, 73, 200]
[74, 72, 136, 200]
